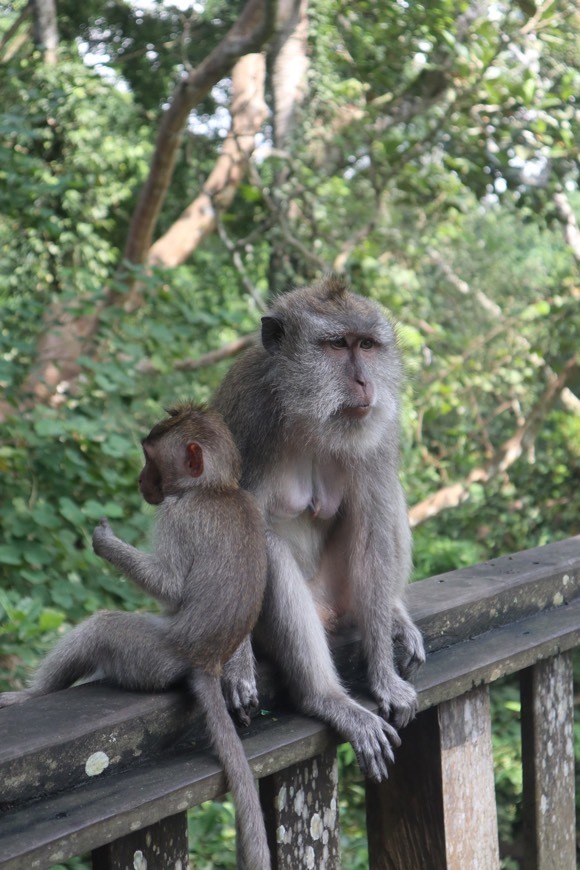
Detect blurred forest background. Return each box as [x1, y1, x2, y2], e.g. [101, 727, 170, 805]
[0, 0, 578, 866]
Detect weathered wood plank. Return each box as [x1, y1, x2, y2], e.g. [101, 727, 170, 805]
[260, 748, 340, 869]
[336, 537, 580, 681]
[3, 589, 578, 814]
[521, 653, 576, 870]
[367, 686, 499, 870]
[0, 684, 203, 809]
[407, 537, 580, 652]
[414, 594, 580, 711]
[0, 538, 578, 868]
[92, 812, 189, 870]
[0, 710, 339, 870]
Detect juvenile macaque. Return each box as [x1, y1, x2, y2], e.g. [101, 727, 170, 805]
[213, 275, 425, 782]
[0, 405, 270, 870]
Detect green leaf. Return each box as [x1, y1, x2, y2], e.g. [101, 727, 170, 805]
[83, 499, 108, 520]
[31, 504, 61, 529]
[0, 545, 22, 566]
[101, 433, 133, 458]
[22, 546, 53, 567]
[101, 502, 125, 519]
[34, 418, 63, 438]
[58, 497, 84, 525]
[38, 608, 65, 631]
[520, 300, 551, 321]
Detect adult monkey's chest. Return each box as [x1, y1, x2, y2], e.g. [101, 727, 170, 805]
[265, 453, 349, 596]
[266, 453, 346, 522]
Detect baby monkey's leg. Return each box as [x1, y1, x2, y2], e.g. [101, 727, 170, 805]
[0, 611, 188, 707]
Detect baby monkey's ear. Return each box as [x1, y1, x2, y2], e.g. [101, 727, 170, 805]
[186, 442, 204, 478]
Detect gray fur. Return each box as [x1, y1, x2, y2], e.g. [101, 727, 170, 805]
[0, 405, 270, 870]
[212, 276, 425, 780]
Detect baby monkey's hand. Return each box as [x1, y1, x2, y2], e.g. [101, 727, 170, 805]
[92, 517, 116, 557]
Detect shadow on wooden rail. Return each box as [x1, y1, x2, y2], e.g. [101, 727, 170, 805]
[0, 537, 579, 869]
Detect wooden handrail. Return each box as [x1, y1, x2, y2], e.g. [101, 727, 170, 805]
[0, 537, 578, 869]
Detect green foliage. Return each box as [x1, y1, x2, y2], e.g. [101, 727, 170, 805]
[491, 679, 524, 851]
[0, 52, 150, 305]
[412, 532, 486, 581]
[0, 399, 148, 686]
[339, 743, 369, 869]
[49, 858, 89, 870]
[0, 0, 578, 864]
[188, 799, 237, 868]
[0, 260, 262, 688]
[58, 0, 241, 114]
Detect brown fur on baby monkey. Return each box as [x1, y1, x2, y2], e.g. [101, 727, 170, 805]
[124, 402, 267, 679]
[0, 404, 270, 869]
[92, 402, 267, 680]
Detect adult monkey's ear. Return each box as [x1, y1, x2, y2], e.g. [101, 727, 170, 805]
[261, 316, 285, 355]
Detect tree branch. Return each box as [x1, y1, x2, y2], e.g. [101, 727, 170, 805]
[135, 335, 255, 375]
[145, 51, 268, 272]
[215, 214, 267, 311]
[553, 190, 580, 265]
[122, 0, 276, 269]
[427, 248, 502, 318]
[408, 355, 578, 527]
[0, 1, 32, 63]
[248, 162, 329, 271]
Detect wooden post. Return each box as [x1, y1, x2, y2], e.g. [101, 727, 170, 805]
[521, 652, 576, 870]
[92, 812, 190, 870]
[438, 685, 499, 869]
[366, 705, 446, 869]
[259, 747, 340, 868]
[367, 685, 499, 869]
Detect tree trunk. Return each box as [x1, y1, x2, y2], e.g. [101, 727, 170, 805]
[269, 0, 309, 146]
[31, 0, 58, 65]
[147, 52, 268, 270]
[266, 0, 310, 292]
[0, 2, 33, 64]
[122, 0, 275, 270]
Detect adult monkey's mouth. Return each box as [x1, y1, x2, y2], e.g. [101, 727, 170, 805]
[340, 404, 371, 418]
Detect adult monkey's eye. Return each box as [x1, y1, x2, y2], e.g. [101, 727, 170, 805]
[329, 337, 348, 349]
[360, 338, 374, 350]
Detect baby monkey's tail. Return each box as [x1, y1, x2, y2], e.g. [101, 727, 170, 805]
[191, 670, 271, 870]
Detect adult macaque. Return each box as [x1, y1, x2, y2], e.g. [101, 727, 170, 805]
[213, 275, 425, 782]
[0, 405, 270, 870]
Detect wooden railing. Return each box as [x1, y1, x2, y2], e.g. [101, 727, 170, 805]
[1, 537, 579, 869]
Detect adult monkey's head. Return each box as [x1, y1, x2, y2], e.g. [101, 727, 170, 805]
[260, 275, 402, 455]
